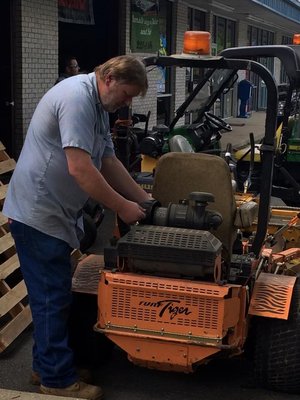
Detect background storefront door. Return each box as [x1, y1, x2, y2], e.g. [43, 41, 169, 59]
[0, 0, 14, 157]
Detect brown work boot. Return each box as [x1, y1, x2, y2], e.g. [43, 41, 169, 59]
[30, 368, 92, 385]
[30, 371, 40, 385]
[40, 380, 103, 400]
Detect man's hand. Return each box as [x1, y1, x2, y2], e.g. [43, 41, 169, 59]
[117, 200, 146, 225]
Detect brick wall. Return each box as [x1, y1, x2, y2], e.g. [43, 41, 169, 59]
[173, 2, 187, 126]
[14, 0, 58, 154]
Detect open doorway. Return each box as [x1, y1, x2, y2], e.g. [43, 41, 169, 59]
[0, 0, 14, 157]
[58, 0, 120, 76]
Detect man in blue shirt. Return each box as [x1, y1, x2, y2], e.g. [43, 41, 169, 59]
[238, 79, 253, 118]
[55, 56, 80, 84]
[3, 55, 150, 400]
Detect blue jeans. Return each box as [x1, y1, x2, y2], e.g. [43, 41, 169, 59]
[239, 99, 248, 117]
[9, 219, 78, 388]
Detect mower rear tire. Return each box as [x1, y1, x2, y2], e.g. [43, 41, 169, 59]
[254, 278, 300, 393]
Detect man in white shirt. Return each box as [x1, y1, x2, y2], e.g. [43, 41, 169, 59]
[4, 55, 149, 400]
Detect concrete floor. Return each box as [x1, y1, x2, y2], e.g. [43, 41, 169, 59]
[221, 111, 266, 150]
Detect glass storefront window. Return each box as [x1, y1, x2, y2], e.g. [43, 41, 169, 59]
[226, 20, 235, 49]
[188, 8, 206, 30]
[185, 7, 207, 122]
[247, 26, 274, 46]
[212, 16, 236, 118]
[156, 0, 173, 124]
[213, 15, 236, 54]
[247, 26, 275, 111]
[281, 36, 292, 83]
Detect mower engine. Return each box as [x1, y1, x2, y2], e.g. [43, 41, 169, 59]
[105, 192, 223, 279]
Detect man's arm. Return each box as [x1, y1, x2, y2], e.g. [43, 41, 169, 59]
[65, 147, 146, 224]
[100, 155, 150, 203]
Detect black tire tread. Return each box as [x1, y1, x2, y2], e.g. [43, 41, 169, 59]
[254, 278, 300, 393]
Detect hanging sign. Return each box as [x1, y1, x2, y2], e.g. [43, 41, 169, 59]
[58, 0, 95, 25]
[131, 0, 160, 53]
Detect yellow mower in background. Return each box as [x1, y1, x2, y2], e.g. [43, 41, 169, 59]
[222, 42, 300, 206]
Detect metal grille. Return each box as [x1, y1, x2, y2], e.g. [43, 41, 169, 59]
[111, 275, 221, 295]
[117, 225, 221, 266]
[111, 286, 220, 330]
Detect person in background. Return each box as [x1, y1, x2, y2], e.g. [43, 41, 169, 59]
[3, 55, 150, 400]
[55, 55, 80, 84]
[237, 79, 253, 118]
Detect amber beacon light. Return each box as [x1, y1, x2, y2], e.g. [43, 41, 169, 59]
[183, 31, 211, 55]
[293, 34, 300, 45]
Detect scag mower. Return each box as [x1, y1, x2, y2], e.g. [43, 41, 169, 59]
[74, 32, 300, 394]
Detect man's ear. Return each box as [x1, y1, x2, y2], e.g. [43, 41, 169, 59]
[105, 74, 113, 87]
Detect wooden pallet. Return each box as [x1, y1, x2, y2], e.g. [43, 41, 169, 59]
[0, 141, 15, 209]
[0, 388, 77, 399]
[0, 141, 16, 181]
[0, 141, 32, 353]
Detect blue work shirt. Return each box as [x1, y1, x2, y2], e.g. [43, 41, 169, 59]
[238, 79, 253, 101]
[3, 72, 115, 249]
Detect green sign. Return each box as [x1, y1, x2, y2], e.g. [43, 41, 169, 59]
[131, 1, 160, 53]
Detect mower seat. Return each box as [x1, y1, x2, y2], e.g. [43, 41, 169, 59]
[152, 152, 237, 261]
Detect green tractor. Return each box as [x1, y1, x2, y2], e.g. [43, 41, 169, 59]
[221, 44, 300, 206]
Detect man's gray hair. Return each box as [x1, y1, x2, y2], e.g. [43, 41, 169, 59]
[95, 55, 148, 97]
